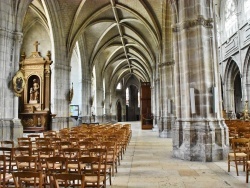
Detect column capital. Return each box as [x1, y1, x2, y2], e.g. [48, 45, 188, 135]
[159, 60, 175, 68]
[172, 15, 213, 32]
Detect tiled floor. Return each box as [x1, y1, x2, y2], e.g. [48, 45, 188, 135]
[108, 121, 249, 188]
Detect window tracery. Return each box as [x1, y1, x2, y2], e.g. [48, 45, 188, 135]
[224, 0, 237, 37]
[225, 0, 237, 28]
[245, 0, 250, 19]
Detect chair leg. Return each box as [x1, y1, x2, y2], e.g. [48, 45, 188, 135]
[243, 158, 246, 172]
[246, 163, 249, 183]
[235, 160, 239, 176]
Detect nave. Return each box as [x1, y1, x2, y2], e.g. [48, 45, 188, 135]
[109, 122, 246, 188]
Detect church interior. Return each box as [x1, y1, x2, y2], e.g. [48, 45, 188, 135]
[1, 0, 250, 187]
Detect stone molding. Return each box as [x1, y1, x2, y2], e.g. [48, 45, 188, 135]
[172, 15, 213, 32]
[159, 60, 175, 67]
[0, 28, 23, 41]
[52, 63, 71, 71]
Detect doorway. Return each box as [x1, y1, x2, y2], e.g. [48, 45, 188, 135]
[117, 101, 122, 122]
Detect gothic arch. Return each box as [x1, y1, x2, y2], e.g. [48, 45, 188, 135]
[224, 58, 242, 115]
[116, 100, 122, 122]
[243, 46, 250, 101]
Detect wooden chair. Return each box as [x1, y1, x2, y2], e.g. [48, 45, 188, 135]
[28, 134, 40, 154]
[45, 156, 68, 187]
[14, 146, 32, 157]
[0, 147, 15, 173]
[89, 148, 107, 187]
[12, 171, 44, 188]
[15, 156, 38, 172]
[49, 137, 61, 155]
[17, 137, 31, 148]
[35, 138, 51, 149]
[0, 141, 14, 149]
[58, 141, 72, 156]
[228, 138, 249, 176]
[53, 173, 85, 188]
[61, 147, 80, 173]
[68, 137, 79, 148]
[78, 141, 92, 157]
[43, 130, 57, 139]
[37, 147, 55, 172]
[246, 160, 250, 183]
[28, 134, 40, 145]
[102, 141, 117, 177]
[78, 157, 105, 188]
[0, 155, 13, 187]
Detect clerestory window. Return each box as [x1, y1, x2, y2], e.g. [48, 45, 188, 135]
[224, 0, 237, 38]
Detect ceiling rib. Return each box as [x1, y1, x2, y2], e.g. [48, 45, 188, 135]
[110, 0, 132, 73]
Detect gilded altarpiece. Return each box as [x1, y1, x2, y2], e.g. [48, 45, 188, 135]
[18, 43, 52, 132]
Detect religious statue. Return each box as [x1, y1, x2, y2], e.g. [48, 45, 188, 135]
[30, 79, 39, 103]
[69, 82, 74, 103]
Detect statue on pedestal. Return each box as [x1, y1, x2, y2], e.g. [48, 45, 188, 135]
[29, 79, 39, 103]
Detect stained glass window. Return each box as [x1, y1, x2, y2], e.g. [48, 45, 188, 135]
[225, 0, 237, 28]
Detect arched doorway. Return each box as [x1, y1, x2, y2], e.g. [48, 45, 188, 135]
[117, 101, 122, 122]
[126, 85, 140, 121]
[234, 73, 242, 115]
[224, 59, 242, 118]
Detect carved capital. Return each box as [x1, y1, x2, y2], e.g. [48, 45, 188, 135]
[159, 60, 175, 68]
[172, 15, 213, 32]
[13, 32, 23, 44]
[172, 24, 180, 32]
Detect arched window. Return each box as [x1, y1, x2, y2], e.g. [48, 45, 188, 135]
[138, 92, 140, 108]
[216, 22, 221, 46]
[245, 0, 250, 19]
[91, 66, 96, 114]
[126, 87, 129, 106]
[224, 0, 237, 38]
[116, 82, 122, 90]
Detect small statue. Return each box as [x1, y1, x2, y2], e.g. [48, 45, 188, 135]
[29, 79, 39, 103]
[69, 82, 74, 103]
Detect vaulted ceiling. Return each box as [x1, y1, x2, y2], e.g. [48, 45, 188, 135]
[23, 0, 165, 88]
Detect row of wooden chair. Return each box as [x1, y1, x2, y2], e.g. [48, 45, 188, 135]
[0, 123, 132, 187]
[1, 154, 103, 187]
[228, 137, 250, 183]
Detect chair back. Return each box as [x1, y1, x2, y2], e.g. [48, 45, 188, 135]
[15, 156, 38, 172]
[12, 171, 43, 188]
[78, 156, 103, 187]
[53, 173, 85, 188]
[0, 155, 13, 187]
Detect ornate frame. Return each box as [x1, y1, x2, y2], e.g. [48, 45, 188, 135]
[12, 70, 26, 97]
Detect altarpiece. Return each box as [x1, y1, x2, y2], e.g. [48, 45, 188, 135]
[16, 41, 53, 132]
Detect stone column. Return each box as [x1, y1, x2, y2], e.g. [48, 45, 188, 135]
[172, 0, 228, 161]
[0, 29, 24, 143]
[225, 88, 236, 119]
[159, 61, 175, 138]
[51, 63, 72, 130]
[159, 2, 175, 138]
[105, 91, 111, 122]
[152, 77, 160, 132]
[81, 78, 91, 123]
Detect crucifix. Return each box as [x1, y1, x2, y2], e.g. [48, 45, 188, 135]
[33, 41, 40, 52]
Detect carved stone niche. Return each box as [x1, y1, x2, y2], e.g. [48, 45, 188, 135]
[18, 41, 53, 132]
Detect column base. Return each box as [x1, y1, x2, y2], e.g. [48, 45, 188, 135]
[160, 129, 171, 138]
[172, 119, 229, 162]
[152, 124, 159, 132]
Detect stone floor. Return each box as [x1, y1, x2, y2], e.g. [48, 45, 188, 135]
[107, 121, 249, 188]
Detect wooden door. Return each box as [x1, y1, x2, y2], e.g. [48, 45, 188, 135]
[140, 82, 153, 129]
[117, 101, 122, 122]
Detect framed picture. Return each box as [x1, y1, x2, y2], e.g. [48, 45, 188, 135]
[12, 70, 26, 97]
[70, 105, 79, 117]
